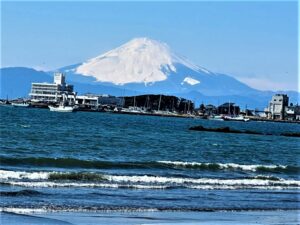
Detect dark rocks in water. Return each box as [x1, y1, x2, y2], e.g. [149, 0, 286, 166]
[281, 133, 300, 137]
[189, 125, 260, 135]
[189, 125, 299, 138]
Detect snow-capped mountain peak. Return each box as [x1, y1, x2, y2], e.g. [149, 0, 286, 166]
[75, 37, 211, 85]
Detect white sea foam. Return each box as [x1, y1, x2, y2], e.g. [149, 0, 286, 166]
[3, 180, 299, 190]
[0, 207, 160, 214]
[1, 169, 299, 190]
[157, 161, 287, 172]
[105, 175, 300, 187]
[4, 181, 169, 189]
[188, 185, 299, 190]
[0, 170, 49, 180]
[0, 207, 48, 214]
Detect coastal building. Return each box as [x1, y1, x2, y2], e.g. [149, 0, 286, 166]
[75, 95, 100, 109]
[98, 94, 123, 106]
[204, 104, 217, 116]
[75, 94, 123, 109]
[266, 94, 289, 120]
[217, 102, 240, 115]
[296, 106, 300, 121]
[284, 104, 300, 121]
[29, 72, 76, 103]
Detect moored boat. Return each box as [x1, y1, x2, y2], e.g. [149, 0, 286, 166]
[48, 105, 74, 112]
[208, 115, 224, 121]
[223, 115, 250, 122]
[11, 102, 30, 107]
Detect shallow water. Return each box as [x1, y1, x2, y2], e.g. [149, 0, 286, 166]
[0, 106, 299, 212]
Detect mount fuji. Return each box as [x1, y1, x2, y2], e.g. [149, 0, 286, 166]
[1, 38, 299, 108]
[61, 37, 256, 96]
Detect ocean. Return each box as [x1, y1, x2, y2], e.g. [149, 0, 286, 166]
[0, 106, 299, 223]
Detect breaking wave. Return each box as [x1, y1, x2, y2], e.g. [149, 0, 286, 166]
[2, 181, 170, 189]
[157, 161, 299, 173]
[1, 157, 298, 174]
[1, 170, 299, 190]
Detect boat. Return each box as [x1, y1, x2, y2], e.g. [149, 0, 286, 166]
[121, 106, 146, 114]
[121, 95, 147, 114]
[223, 115, 250, 122]
[11, 102, 30, 107]
[48, 105, 74, 112]
[49, 92, 75, 112]
[208, 115, 224, 121]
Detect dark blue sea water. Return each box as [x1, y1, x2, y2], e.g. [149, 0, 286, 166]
[0, 106, 299, 213]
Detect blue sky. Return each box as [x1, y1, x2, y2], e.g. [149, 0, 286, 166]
[1, 1, 298, 91]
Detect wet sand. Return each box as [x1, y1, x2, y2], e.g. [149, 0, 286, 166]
[1, 210, 299, 225]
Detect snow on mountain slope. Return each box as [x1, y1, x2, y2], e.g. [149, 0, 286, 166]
[75, 37, 211, 85]
[181, 77, 201, 85]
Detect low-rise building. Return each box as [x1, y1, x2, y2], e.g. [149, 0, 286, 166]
[284, 104, 300, 121]
[75, 95, 100, 108]
[217, 102, 240, 115]
[75, 94, 123, 109]
[204, 104, 217, 116]
[98, 94, 123, 106]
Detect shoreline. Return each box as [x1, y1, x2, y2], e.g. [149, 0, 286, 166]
[1, 104, 300, 124]
[1, 209, 299, 225]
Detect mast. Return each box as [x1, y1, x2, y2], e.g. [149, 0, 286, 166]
[158, 95, 162, 111]
[172, 98, 174, 112]
[146, 95, 150, 110]
[122, 88, 125, 107]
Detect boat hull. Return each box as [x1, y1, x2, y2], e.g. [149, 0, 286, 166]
[208, 116, 224, 121]
[223, 116, 250, 122]
[11, 103, 30, 107]
[48, 106, 74, 112]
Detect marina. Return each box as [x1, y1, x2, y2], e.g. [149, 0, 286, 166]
[1, 73, 299, 123]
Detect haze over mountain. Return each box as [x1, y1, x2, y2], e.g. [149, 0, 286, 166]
[1, 38, 298, 108]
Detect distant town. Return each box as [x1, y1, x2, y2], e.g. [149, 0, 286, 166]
[1, 72, 299, 123]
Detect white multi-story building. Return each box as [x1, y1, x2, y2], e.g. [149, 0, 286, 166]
[29, 73, 76, 103]
[266, 94, 289, 120]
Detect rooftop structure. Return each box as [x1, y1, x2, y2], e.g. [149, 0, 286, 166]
[54, 72, 66, 85]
